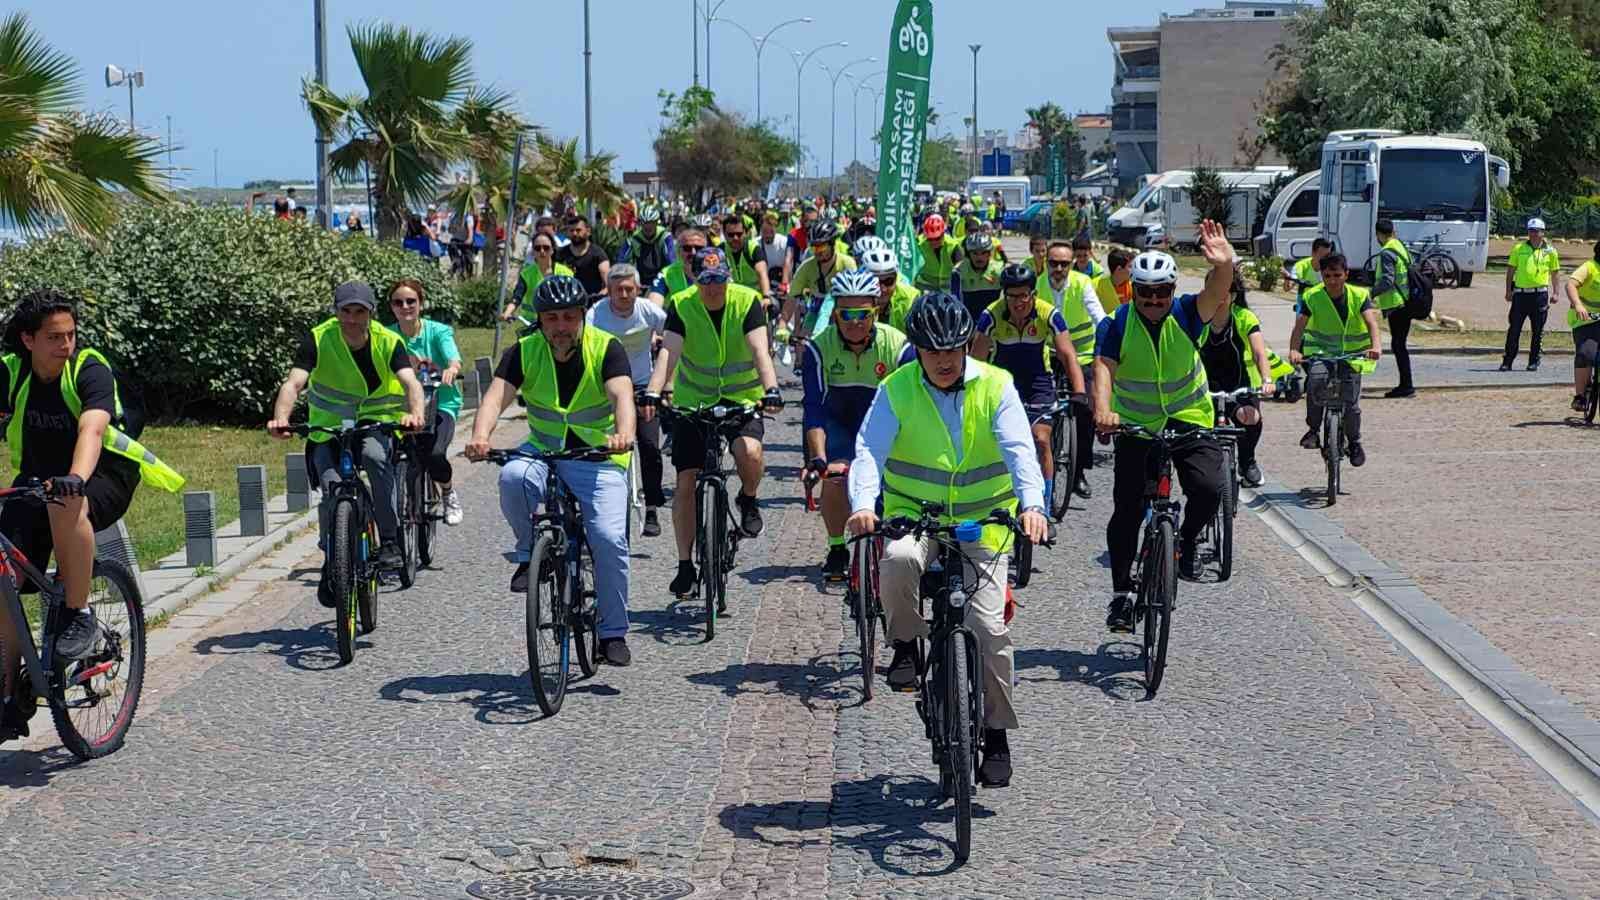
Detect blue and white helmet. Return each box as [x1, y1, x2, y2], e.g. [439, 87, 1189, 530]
[830, 268, 881, 298]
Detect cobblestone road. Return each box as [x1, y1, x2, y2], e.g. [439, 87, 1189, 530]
[2, 398, 1598, 898]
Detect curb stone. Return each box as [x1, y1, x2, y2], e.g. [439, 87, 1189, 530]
[1244, 475, 1600, 821]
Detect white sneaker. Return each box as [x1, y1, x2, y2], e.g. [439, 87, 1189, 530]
[443, 489, 464, 526]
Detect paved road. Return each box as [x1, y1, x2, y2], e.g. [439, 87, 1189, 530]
[2, 397, 1598, 897]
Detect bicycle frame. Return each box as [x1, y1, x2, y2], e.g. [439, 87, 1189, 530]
[0, 534, 74, 704]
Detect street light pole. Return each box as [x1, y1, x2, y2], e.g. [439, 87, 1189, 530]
[166, 115, 173, 184]
[702, 0, 731, 92]
[583, 0, 595, 225]
[822, 57, 875, 200]
[314, 0, 331, 229]
[845, 70, 884, 197]
[969, 45, 982, 182]
[778, 41, 849, 190]
[715, 17, 811, 123]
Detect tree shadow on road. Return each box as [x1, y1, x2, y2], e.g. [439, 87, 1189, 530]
[1015, 643, 1146, 701]
[376, 670, 566, 725]
[192, 624, 366, 672]
[684, 652, 862, 709]
[717, 774, 991, 876]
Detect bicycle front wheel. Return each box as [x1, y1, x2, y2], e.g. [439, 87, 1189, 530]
[396, 462, 417, 589]
[944, 633, 975, 861]
[697, 482, 720, 642]
[330, 501, 358, 663]
[1217, 441, 1237, 581]
[50, 560, 146, 760]
[852, 538, 881, 700]
[572, 543, 600, 679]
[525, 532, 569, 716]
[1050, 412, 1074, 521]
[1141, 518, 1176, 697]
[357, 520, 379, 635]
[1587, 372, 1599, 426]
[417, 472, 438, 568]
[1322, 409, 1342, 505]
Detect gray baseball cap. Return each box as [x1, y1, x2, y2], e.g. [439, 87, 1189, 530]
[333, 281, 376, 311]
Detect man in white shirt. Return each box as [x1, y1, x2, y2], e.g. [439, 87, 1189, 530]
[587, 264, 668, 536]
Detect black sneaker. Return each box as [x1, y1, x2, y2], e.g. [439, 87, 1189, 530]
[1384, 385, 1416, 398]
[1299, 429, 1320, 450]
[669, 562, 697, 597]
[1497, 362, 1513, 372]
[600, 637, 632, 667]
[1073, 474, 1092, 499]
[0, 701, 28, 742]
[641, 508, 661, 537]
[509, 561, 530, 594]
[822, 546, 849, 581]
[978, 728, 1012, 788]
[377, 541, 402, 569]
[317, 560, 337, 608]
[54, 607, 100, 661]
[1106, 593, 1134, 633]
[1178, 540, 1199, 581]
[736, 493, 764, 537]
[1574, 395, 1588, 413]
[1348, 441, 1367, 468]
[886, 641, 917, 691]
[1528, 361, 1541, 372]
[1241, 460, 1263, 488]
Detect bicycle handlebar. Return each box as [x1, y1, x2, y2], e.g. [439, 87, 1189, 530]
[1300, 352, 1370, 363]
[282, 422, 409, 440]
[861, 507, 1032, 590]
[478, 446, 621, 466]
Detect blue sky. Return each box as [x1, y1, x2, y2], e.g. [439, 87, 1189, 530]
[21, 0, 1227, 187]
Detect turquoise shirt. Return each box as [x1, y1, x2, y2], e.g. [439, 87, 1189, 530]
[389, 318, 462, 419]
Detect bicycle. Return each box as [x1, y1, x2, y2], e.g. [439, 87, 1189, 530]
[397, 366, 445, 578]
[845, 525, 884, 700]
[1301, 352, 1367, 506]
[1205, 388, 1258, 581]
[1036, 386, 1083, 522]
[1573, 312, 1600, 426]
[665, 403, 757, 641]
[1111, 424, 1218, 698]
[288, 422, 406, 664]
[479, 446, 613, 716]
[1410, 235, 1459, 290]
[0, 480, 145, 759]
[854, 505, 1031, 862]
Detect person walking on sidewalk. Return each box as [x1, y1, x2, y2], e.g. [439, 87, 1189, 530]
[1564, 241, 1600, 412]
[1502, 218, 1561, 372]
[1371, 220, 1415, 397]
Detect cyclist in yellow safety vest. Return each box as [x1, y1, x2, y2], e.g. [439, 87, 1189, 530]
[1287, 252, 1381, 468]
[914, 214, 963, 293]
[1372, 219, 1416, 397]
[1199, 269, 1288, 489]
[0, 291, 184, 687]
[718, 214, 772, 301]
[1092, 223, 1236, 633]
[846, 292, 1047, 790]
[859, 245, 920, 332]
[647, 227, 708, 309]
[1042, 240, 1109, 500]
[1502, 216, 1562, 375]
[1565, 241, 1600, 412]
[503, 232, 575, 323]
[1093, 248, 1136, 310]
[643, 246, 784, 602]
[465, 275, 639, 668]
[950, 232, 1007, 320]
[1023, 235, 1049, 278]
[268, 282, 426, 607]
[1282, 237, 1332, 302]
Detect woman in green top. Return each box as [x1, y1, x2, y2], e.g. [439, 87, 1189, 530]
[501, 234, 575, 323]
[389, 279, 466, 526]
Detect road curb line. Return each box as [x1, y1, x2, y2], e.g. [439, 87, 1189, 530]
[1244, 480, 1600, 821]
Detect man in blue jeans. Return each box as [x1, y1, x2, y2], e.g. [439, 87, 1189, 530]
[466, 276, 638, 667]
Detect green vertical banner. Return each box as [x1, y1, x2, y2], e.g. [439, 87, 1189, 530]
[875, 0, 934, 285]
[1048, 141, 1064, 195]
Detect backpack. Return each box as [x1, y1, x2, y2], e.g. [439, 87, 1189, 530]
[1405, 263, 1434, 320]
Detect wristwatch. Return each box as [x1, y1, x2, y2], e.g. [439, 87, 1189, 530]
[1021, 505, 1046, 516]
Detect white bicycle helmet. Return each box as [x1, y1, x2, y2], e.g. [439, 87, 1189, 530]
[860, 246, 899, 276]
[830, 268, 881, 298]
[852, 234, 889, 258]
[1130, 250, 1179, 286]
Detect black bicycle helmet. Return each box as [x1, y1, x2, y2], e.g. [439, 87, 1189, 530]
[963, 232, 994, 253]
[903, 291, 973, 351]
[533, 274, 588, 313]
[1000, 263, 1036, 289]
[808, 218, 840, 245]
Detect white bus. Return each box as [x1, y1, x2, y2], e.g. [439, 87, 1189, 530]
[1316, 129, 1510, 286]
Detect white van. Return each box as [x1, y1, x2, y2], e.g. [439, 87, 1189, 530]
[1108, 169, 1287, 248]
[1253, 171, 1320, 260]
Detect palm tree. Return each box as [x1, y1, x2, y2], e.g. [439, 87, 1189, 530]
[1024, 102, 1079, 182]
[0, 12, 167, 238]
[445, 92, 535, 277]
[303, 22, 509, 240]
[535, 134, 625, 220]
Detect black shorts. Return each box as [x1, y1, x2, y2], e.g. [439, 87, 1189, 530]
[0, 466, 138, 574]
[670, 410, 765, 469]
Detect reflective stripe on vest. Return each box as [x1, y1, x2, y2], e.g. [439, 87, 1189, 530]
[672, 284, 766, 407]
[5, 348, 185, 492]
[306, 319, 408, 441]
[518, 326, 628, 468]
[1302, 284, 1377, 375]
[880, 360, 1018, 553]
[1040, 271, 1097, 364]
[1111, 311, 1212, 430]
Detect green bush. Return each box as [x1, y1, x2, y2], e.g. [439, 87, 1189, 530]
[1050, 202, 1078, 239]
[0, 203, 458, 424]
[454, 276, 506, 327]
[1240, 256, 1284, 292]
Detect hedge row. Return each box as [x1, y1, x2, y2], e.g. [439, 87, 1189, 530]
[0, 204, 460, 424]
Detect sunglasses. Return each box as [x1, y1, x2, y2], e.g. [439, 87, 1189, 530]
[391, 297, 420, 307]
[876, 275, 898, 287]
[836, 307, 876, 323]
[1047, 260, 1072, 269]
[725, 231, 745, 240]
[533, 245, 554, 253]
[1134, 284, 1176, 299]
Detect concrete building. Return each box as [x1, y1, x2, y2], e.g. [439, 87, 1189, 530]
[1073, 114, 1112, 164]
[1107, 1, 1307, 195]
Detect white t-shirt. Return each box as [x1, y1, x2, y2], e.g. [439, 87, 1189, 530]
[759, 234, 790, 273]
[587, 298, 668, 385]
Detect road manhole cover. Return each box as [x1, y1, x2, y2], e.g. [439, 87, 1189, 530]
[466, 871, 695, 900]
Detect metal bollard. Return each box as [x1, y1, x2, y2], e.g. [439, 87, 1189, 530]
[461, 370, 481, 410]
[474, 356, 492, 388]
[286, 453, 311, 512]
[237, 465, 267, 537]
[95, 519, 148, 599]
[184, 491, 218, 568]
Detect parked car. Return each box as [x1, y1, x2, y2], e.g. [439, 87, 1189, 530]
[1018, 200, 1055, 238]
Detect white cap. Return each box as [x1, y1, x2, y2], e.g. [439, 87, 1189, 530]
[1528, 217, 1546, 231]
